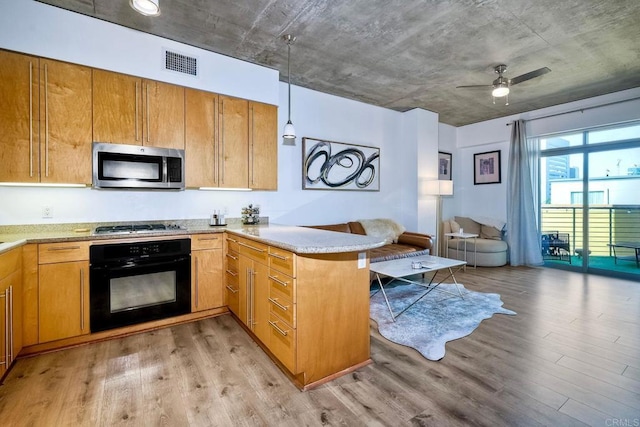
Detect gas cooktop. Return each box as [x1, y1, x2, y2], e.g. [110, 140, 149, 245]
[93, 223, 185, 235]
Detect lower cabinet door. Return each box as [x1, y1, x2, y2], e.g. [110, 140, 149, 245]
[39, 261, 90, 343]
[191, 249, 223, 312]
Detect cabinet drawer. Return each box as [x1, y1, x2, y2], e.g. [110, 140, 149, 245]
[226, 234, 239, 253]
[237, 238, 268, 264]
[268, 313, 296, 374]
[39, 241, 89, 264]
[269, 287, 295, 327]
[268, 271, 295, 302]
[191, 234, 223, 250]
[268, 247, 295, 277]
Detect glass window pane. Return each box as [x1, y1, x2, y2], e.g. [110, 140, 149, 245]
[588, 147, 640, 189]
[539, 133, 583, 150]
[588, 123, 640, 145]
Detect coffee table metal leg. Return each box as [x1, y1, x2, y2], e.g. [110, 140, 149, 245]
[375, 273, 397, 321]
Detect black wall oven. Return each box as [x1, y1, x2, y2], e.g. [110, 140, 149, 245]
[90, 238, 191, 332]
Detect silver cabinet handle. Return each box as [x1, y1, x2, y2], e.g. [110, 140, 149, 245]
[8, 286, 13, 363]
[197, 236, 219, 241]
[1, 289, 7, 367]
[44, 63, 49, 177]
[146, 82, 150, 143]
[134, 81, 139, 141]
[220, 99, 225, 184]
[213, 97, 218, 185]
[226, 253, 238, 261]
[29, 61, 34, 177]
[269, 253, 288, 261]
[227, 237, 238, 243]
[225, 269, 238, 277]
[195, 257, 199, 309]
[269, 321, 288, 337]
[269, 275, 289, 287]
[47, 245, 81, 251]
[249, 105, 255, 186]
[268, 297, 288, 311]
[238, 242, 266, 253]
[225, 285, 238, 294]
[80, 268, 85, 331]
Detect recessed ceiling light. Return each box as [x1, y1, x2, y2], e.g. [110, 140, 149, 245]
[130, 0, 161, 17]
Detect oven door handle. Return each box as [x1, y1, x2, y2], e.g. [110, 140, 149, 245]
[92, 256, 190, 271]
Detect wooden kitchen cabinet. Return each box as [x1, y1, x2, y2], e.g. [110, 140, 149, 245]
[218, 96, 249, 188]
[0, 247, 23, 380]
[248, 101, 278, 190]
[0, 50, 92, 184]
[185, 88, 218, 188]
[186, 90, 278, 190]
[93, 69, 185, 150]
[226, 232, 370, 389]
[191, 234, 224, 312]
[38, 242, 90, 343]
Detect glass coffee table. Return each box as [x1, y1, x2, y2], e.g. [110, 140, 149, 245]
[370, 255, 466, 322]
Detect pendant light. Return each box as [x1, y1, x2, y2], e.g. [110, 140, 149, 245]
[282, 34, 297, 145]
[130, 0, 161, 16]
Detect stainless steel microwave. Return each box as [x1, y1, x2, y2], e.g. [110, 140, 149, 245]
[92, 142, 185, 190]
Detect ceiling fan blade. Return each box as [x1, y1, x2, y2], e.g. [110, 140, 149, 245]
[509, 67, 551, 85]
[456, 84, 493, 89]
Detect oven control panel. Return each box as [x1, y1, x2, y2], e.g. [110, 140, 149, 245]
[90, 238, 191, 264]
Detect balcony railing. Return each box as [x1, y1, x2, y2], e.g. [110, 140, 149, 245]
[541, 205, 640, 273]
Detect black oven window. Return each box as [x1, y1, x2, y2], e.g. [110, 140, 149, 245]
[110, 271, 177, 313]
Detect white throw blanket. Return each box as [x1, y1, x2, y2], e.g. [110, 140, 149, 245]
[358, 219, 406, 244]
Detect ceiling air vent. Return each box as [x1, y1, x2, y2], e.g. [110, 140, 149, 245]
[164, 50, 198, 76]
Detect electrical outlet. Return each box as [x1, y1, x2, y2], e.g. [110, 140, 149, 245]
[42, 206, 53, 218]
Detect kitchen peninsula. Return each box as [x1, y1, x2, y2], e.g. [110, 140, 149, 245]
[0, 221, 385, 389]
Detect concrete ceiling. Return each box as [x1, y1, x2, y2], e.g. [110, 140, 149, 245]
[36, 0, 640, 126]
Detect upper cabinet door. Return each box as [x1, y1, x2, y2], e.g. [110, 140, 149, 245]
[143, 80, 185, 150]
[185, 88, 218, 188]
[0, 50, 40, 183]
[39, 59, 92, 184]
[249, 102, 278, 190]
[219, 96, 249, 188]
[92, 69, 142, 146]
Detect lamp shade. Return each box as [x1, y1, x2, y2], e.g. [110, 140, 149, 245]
[130, 0, 160, 16]
[283, 120, 296, 140]
[425, 179, 454, 196]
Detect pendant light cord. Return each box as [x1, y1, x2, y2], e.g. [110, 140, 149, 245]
[287, 40, 292, 122]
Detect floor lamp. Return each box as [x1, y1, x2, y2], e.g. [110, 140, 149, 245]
[426, 180, 454, 256]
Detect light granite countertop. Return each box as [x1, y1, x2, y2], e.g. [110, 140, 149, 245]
[0, 220, 385, 255]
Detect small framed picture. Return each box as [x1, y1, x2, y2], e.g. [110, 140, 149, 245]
[474, 150, 501, 185]
[438, 151, 452, 180]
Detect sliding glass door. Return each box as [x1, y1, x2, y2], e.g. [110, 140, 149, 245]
[538, 122, 640, 280]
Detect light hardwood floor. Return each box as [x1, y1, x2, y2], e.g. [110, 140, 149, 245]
[1, 265, 639, 426]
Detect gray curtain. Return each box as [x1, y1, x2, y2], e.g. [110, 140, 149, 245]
[506, 120, 543, 266]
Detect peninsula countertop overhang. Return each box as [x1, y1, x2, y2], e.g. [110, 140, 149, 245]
[0, 222, 386, 255]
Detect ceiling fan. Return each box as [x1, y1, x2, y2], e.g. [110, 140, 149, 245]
[457, 64, 551, 105]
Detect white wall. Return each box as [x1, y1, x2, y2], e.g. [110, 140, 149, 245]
[0, 0, 439, 228]
[452, 88, 640, 222]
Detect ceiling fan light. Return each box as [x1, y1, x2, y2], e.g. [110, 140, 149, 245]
[130, 0, 161, 16]
[492, 85, 510, 98]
